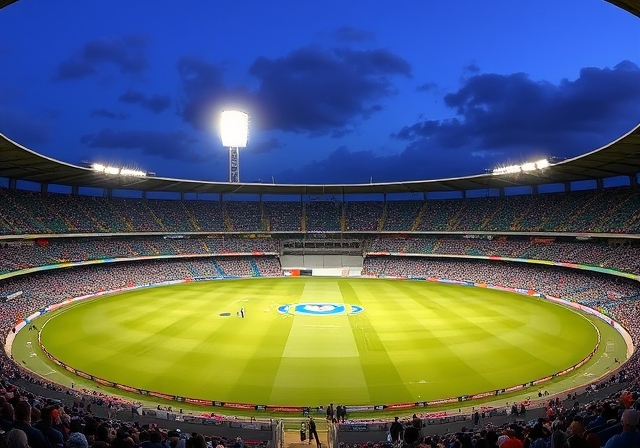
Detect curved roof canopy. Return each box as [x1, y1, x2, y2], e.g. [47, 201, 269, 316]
[1, 0, 639, 196]
[2, 123, 640, 196]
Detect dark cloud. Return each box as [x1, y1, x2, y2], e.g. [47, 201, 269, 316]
[80, 128, 206, 162]
[329, 26, 375, 43]
[463, 63, 481, 75]
[416, 82, 437, 92]
[119, 88, 171, 113]
[176, 56, 251, 131]
[90, 108, 128, 120]
[54, 59, 96, 80]
[394, 60, 640, 158]
[249, 46, 411, 135]
[278, 61, 640, 183]
[53, 35, 149, 81]
[177, 46, 411, 137]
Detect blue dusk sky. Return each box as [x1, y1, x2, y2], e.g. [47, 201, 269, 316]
[1, 0, 639, 185]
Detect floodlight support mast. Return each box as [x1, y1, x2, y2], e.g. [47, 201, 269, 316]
[229, 147, 240, 183]
[219, 110, 248, 183]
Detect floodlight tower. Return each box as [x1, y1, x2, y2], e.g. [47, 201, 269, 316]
[220, 110, 249, 183]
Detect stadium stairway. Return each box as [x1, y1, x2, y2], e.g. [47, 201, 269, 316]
[185, 263, 201, 278]
[250, 259, 261, 277]
[213, 261, 226, 277]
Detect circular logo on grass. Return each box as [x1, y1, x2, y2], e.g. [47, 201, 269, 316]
[277, 303, 364, 316]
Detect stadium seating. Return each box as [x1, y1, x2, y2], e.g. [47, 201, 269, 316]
[2, 186, 640, 448]
[4, 186, 640, 234]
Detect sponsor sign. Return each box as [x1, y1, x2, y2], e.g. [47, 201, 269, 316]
[224, 402, 255, 410]
[149, 392, 175, 401]
[427, 397, 458, 406]
[471, 392, 493, 399]
[116, 384, 140, 393]
[93, 377, 114, 387]
[387, 403, 415, 409]
[268, 406, 303, 412]
[185, 398, 212, 406]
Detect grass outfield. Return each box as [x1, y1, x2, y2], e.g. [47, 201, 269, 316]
[22, 277, 616, 407]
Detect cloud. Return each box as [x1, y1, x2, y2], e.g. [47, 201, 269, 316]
[90, 108, 128, 120]
[176, 46, 411, 137]
[416, 82, 437, 92]
[249, 46, 411, 135]
[462, 63, 481, 75]
[394, 60, 640, 158]
[329, 26, 375, 43]
[176, 56, 251, 131]
[277, 61, 640, 183]
[119, 88, 171, 113]
[80, 128, 206, 162]
[53, 35, 149, 81]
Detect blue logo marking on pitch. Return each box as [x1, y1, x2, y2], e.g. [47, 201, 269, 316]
[277, 305, 290, 314]
[277, 303, 364, 316]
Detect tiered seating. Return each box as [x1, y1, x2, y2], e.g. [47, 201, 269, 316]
[146, 200, 198, 232]
[262, 202, 302, 231]
[416, 199, 461, 231]
[0, 237, 281, 275]
[305, 201, 342, 232]
[344, 201, 383, 231]
[3, 186, 640, 234]
[226, 201, 264, 231]
[182, 201, 226, 232]
[383, 201, 423, 231]
[367, 237, 640, 274]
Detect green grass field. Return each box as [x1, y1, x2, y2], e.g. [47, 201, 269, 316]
[16, 277, 626, 408]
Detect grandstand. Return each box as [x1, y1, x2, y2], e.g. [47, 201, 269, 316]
[2, 1, 640, 448]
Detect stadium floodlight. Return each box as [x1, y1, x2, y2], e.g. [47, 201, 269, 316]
[119, 168, 146, 177]
[492, 164, 521, 175]
[535, 159, 550, 169]
[492, 158, 550, 176]
[104, 166, 120, 175]
[220, 110, 249, 183]
[92, 163, 146, 177]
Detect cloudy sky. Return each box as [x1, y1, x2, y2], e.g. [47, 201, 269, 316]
[1, 0, 639, 185]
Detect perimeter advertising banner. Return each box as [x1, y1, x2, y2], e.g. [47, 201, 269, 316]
[267, 406, 304, 412]
[185, 398, 213, 406]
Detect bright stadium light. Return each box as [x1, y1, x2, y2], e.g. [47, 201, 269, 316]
[92, 163, 146, 177]
[104, 166, 120, 175]
[220, 110, 249, 183]
[492, 158, 550, 175]
[220, 110, 249, 147]
[119, 168, 146, 177]
[535, 159, 550, 169]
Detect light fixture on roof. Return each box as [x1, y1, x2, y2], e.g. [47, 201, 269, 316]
[492, 158, 550, 176]
[92, 163, 146, 177]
